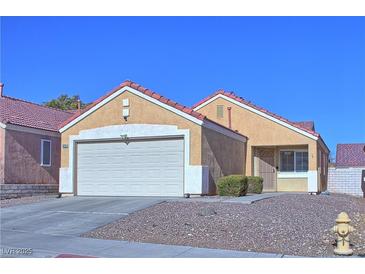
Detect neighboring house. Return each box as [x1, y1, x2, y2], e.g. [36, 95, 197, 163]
[193, 90, 330, 193]
[58, 81, 247, 197]
[328, 143, 365, 196]
[0, 84, 74, 199]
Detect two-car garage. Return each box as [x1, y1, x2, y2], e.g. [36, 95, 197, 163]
[76, 138, 184, 197]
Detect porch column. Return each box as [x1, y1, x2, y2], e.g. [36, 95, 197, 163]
[307, 142, 318, 192]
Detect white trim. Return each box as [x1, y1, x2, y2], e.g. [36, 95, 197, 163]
[277, 172, 308, 178]
[202, 120, 247, 142]
[307, 170, 318, 192]
[5, 123, 60, 137]
[59, 86, 204, 133]
[59, 124, 208, 195]
[193, 94, 319, 140]
[40, 139, 52, 167]
[0, 122, 6, 129]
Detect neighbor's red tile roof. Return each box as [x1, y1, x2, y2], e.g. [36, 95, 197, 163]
[0, 95, 74, 132]
[336, 143, 365, 168]
[59, 80, 246, 138]
[193, 90, 320, 138]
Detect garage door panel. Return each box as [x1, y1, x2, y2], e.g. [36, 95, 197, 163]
[77, 138, 184, 197]
[78, 167, 182, 177]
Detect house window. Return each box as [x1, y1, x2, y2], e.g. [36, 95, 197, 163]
[280, 151, 295, 171]
[217, 105, 224, 118]
[295, 151, 309, 172]
[280, 150, 308, 172]
[41, 139, 51, 166]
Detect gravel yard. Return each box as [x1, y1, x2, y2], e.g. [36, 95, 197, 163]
[0, 195, 57, 208]
[83, 194, 365, 257]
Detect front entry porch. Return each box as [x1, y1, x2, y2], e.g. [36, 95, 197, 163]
[253, 146, 314, 192]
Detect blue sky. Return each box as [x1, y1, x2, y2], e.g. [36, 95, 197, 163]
[1, 17, 364, 155]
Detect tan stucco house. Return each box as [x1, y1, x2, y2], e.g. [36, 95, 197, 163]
[193, 90, 330, 193]
[58, 81, 247, 197]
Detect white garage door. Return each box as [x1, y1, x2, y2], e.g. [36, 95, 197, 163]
[76, 138, 184, 197]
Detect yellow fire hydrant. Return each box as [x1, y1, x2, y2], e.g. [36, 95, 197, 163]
[332, 212, 354, 256]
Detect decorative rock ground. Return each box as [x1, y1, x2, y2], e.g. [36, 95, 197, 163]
[82, 194, 365, 257]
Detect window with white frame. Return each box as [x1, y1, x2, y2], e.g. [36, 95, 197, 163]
[280, 150, 308, 172]
[41, 139, 51, 166]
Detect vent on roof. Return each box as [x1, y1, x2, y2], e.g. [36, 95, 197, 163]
[0, 83, 4, 97]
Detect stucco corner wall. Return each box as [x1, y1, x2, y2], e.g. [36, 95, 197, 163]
[0, 128, 5, 184]
[61, 91, 203, 169]
[317, 144, 329, 192]
[201, 127, 246, 194]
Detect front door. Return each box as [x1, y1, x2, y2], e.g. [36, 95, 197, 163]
[255, 148, 276, 192]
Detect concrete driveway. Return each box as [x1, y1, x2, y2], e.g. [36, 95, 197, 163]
[0, 196, 165, 236]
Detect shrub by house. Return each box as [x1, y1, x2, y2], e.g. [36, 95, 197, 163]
[216, 175, 248, 196]
[247, 176, 264, 194]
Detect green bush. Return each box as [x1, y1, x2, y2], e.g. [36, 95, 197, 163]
[216, 175, 248, 197]
[247, 176, 264, 194]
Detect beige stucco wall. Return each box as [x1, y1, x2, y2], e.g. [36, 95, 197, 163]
[277, 178, 308, 192]
[0, 128, 5, 184]
[196, 97, 319, 175]
[61, 91, 203, 168]
[202, 127, 246, 193]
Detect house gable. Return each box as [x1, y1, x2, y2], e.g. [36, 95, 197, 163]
[59, 85, 205, 133]
[193, 93, 319, 141]
[195, 95, 317, 147]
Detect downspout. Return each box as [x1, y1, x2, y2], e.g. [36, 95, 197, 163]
[227, 107, 232, 129]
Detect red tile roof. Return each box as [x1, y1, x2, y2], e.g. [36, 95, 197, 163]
[193, 90, 320, 138]
[336, 143, 365, 168]
[293, 121, 315, 131]
[59, 80, 246, 138]
[0, 95, 74, 132]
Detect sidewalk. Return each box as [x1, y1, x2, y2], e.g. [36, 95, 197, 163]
[1, 229, 287, 258]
